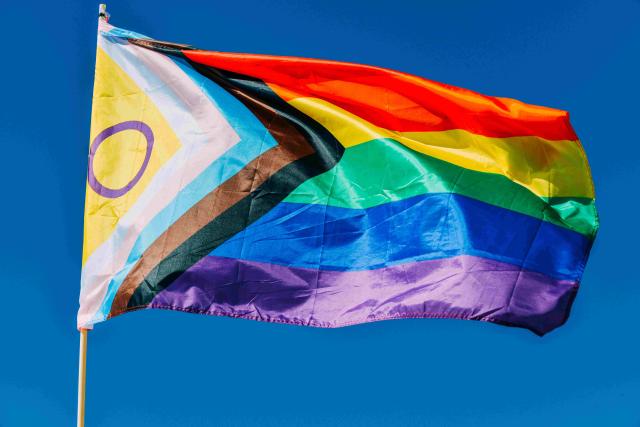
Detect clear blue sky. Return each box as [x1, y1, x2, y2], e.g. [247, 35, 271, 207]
[1, 1, 638, 425]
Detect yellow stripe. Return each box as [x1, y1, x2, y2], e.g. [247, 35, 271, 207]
[286, 96, 594, 199]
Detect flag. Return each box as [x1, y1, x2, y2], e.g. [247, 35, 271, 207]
[79, 19, 598, 335]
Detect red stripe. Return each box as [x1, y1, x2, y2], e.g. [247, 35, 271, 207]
[184, 51, 578, 140]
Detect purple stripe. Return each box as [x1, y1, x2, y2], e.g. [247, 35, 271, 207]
[148, 255, 578, 335]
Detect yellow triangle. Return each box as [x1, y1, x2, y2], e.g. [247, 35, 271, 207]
[83, 47, 181, 264]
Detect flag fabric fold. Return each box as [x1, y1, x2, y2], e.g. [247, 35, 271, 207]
[79, 19, 598, 335]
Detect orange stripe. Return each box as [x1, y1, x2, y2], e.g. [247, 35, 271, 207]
[184, 50, 578, 141]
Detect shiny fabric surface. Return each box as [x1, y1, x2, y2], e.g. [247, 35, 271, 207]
[79, 19, 598, 335]
[151, 255, 578, 335]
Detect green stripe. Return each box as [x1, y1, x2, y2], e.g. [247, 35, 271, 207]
[285, 138, 598, 237]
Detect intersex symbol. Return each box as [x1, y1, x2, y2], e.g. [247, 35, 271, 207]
[88, 120, 154, 198]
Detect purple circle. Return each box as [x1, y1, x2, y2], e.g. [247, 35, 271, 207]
[88, 121, 154, 198]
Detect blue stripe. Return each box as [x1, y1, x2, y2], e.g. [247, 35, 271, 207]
[211, 194, 591, 281]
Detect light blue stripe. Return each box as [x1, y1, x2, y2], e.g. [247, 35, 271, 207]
[94, 54, 277, 321]
[104, 26, 151, 41]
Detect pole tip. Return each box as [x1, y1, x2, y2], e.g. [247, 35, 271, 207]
[98, 4, 109, 21]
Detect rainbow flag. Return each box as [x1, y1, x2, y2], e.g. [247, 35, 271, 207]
[79, 19, 598, 335]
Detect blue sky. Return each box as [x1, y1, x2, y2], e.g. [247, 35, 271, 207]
[1, 1, 639, 425]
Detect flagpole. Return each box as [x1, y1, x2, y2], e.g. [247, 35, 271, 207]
[76, 6, 107, 424]
[77, 328, 88, 427]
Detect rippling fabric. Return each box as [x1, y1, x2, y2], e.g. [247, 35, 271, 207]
[79, 19, 598, 335]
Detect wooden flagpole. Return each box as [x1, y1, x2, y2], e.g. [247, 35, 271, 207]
[77, 328, 88, 427]
[77, 6, 107, 426]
